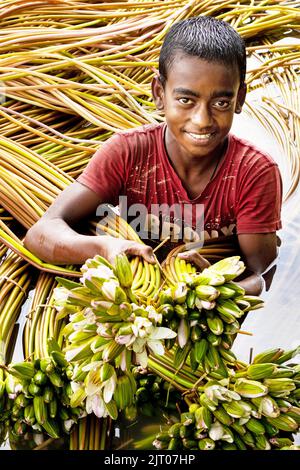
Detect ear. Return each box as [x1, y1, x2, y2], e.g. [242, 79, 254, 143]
[151, 75, 165, 111]
[235, 83, 247, 114]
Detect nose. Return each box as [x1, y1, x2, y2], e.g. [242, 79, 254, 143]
[190, 103, 213, 129]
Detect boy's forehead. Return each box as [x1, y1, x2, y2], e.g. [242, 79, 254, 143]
[166, 53, 240, 87]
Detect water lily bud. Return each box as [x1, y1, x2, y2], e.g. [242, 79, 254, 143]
[119, 302, 133, 320]
[172, 283, 188, 304]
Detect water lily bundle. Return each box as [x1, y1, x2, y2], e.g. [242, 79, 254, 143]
[128, 367, 183, 420]
[159, 256, 264, 376]
[0, 250, 32, 364]
[53, 253, 176, 419]
[0, 338, 85, 444]
[152, 345, 300, 450]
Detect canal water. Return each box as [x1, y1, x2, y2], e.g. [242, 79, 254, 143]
[231, 109, 300, 363]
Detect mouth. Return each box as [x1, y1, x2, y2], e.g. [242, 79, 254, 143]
[185, 131, 216, 143]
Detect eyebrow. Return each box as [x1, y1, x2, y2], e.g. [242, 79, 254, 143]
[173, 87, 235, 98]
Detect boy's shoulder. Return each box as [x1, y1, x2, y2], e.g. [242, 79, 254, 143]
[230, 133, 278, 167]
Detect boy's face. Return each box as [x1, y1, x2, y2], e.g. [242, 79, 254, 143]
[152, 54, 246, 161]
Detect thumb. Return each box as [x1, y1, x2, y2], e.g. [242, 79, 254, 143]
[125, 243, 156, 264]
[178, 250, 210, 271]
[138, 244, 156, 264]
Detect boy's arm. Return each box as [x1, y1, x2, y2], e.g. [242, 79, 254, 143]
[24, 182, 155, 265]
[235, 232, 278, 295]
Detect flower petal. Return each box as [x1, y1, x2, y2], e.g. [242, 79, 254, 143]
[149, 327, 177, 340]
[136, 350, 148, 368]
[132, 337, 146, 353]
[147, 340, 164, 356]
[82, 361, 102, 372]
[115, 334, 133, 345]
[86, 396, 94, 414]
[103, 377, 116, 403]
[92, 395, 107, 418]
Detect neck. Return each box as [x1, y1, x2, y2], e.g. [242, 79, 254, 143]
[165, 129, 228, 177]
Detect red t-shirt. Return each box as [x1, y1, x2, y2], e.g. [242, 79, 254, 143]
[77, 123, 282, 245]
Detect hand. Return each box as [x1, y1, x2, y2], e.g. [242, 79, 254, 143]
[99, 236, 156, 265]
[177, 249, 210, 271]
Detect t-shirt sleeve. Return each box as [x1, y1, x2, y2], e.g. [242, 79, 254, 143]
[77, 133, 128, 206]
[236, 162, 282, 234]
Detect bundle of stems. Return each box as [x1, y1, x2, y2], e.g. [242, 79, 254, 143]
[69, 415, 111, 450]
[0, 0, 299, 451]
[0, 251, 32, 363]
[23, 272, 63, 359]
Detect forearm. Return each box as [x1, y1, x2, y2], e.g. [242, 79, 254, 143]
[237, 272, 264, 296]
[24, 218, 113, 265]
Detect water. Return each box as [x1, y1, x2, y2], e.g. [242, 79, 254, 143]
[231, 111, 300, 363]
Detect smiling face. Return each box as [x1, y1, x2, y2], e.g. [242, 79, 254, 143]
[152, 54, 246, 163]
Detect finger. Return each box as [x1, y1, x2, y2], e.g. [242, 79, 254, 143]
[125, 243, 156, 264]
[178, 250, 210, 271]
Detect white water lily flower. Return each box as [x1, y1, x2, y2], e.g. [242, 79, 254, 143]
[85, 365, 117, 403]
[33, 433, 44, 446]
[147, 340, 164, 355]
[209, 421, 225, 441]
[259, 396, 280, 418]
[132, 320, 176, 367]
[132, 337, 146, 354]
[84, 308, 97, 323]
[86, 394, 109, 418]
[85, 369, 102, 396]
[136, 350, 148, 368]
[101, 280, 120, 302]
[119, 350, 128, 371]
[103, 375, 117, 403]
[115, 334, 135, 346]
[205, 385, 228, 402]
[72, 320, 85, 331]
[53, 286, 69, 311]
[82, 361, 103, 372]
[114, 314, 176, 367]
[145, 328, 176, 357]
[131, 316, 152, 337]
[148, 327, 177, 340]
[8, 377, 23, 399]
[205, 384, 240, 402]
[146, 305, 162, 324]
[64, 419, 75, 432]
[70, 381, 82, 392]
[81, 266, 115, 284]
[96, 324, 112, 338]
[65, 345, 85, 363]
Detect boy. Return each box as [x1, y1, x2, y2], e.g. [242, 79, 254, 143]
[24, 16, 282, 296]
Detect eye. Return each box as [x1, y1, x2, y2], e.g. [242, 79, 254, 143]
[213, 100, 232, 110]
[178, 97, 192, 105]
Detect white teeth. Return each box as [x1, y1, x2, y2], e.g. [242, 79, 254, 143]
[188, 133, 212, 140]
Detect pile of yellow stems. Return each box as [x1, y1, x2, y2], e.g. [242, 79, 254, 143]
[0, 0, 299, 450]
